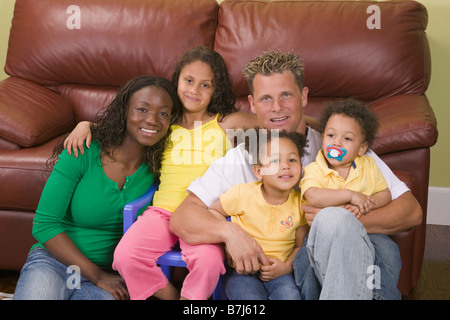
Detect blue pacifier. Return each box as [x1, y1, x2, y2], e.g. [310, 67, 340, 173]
[326, 145, 347, 161]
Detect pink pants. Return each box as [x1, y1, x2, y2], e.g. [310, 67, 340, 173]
[113, 206, 225, 300]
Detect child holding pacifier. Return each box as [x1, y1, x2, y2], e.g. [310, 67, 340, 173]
[300, 98, 391, 218]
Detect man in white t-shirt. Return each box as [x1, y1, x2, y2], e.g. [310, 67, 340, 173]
[170, 50, 422, 299]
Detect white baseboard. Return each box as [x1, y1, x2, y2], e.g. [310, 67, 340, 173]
[427, 186, 450, 226]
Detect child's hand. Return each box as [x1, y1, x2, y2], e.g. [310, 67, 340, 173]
[350, 191, 376, 215]
[258, 257, 291, 281]
[344, 204, 364, 219]
[64, 121, 92, 157]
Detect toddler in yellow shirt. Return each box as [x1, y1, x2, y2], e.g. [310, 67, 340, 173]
[300, 98, 391, 218]
[208, 130, 309, 300]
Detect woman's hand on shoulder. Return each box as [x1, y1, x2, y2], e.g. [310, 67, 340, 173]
[64, 121, 93, 158]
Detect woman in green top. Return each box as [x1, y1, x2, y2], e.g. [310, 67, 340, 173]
[13, 76, 181, 300]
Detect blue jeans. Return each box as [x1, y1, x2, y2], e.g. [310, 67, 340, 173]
[13, 247, 115, 300]
[293, 207, 402, 300]
[225, 269, 301, 300]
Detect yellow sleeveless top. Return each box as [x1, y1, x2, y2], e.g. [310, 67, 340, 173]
[153, 114, 232, 212]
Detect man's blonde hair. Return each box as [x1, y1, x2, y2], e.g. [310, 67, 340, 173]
[242, 50, 305, 95]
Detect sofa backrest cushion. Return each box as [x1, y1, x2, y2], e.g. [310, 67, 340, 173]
[214, 0, 430, 106]
[5, 0, 219, 87]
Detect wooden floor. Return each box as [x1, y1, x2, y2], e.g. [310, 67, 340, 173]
[403, 224, 450, 300]
[1, 224, 449, 300]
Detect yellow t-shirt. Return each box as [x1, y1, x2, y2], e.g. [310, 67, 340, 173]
[220, 181, 307, 262]
[300, 150, 388, 204]
[153, 114, 232, 212]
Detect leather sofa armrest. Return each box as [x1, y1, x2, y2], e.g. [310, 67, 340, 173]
[0, 77, 76, 147]
[370, 94, 438, 155]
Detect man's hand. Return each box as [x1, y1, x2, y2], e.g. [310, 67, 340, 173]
[303, 191, 423, 235]
[225, 222, 269, 274]
[301, 204, 322, 226]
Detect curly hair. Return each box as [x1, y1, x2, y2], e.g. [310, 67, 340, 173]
[171, 46, 236, 122]
[242, 50, 305, 95]
[49, 75, 181, 176]
[245, 129, 307, 166]
[319, 98, 379, 149]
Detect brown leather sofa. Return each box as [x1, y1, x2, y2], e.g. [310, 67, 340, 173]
[0, 0, 438, 296]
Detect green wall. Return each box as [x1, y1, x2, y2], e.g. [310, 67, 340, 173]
[418, 0, 450, 189]
[0, 0, 13, 81]
[0, 0, 448, 188]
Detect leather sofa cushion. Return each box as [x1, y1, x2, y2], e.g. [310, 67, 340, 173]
[0, 136, 59, 211]
[55, 85, 118, 122]
[215, 0, 430, 101]
[5, 0, 219, 87]
[0, 78, 75, 147]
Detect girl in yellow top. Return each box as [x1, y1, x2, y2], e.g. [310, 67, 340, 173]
[300, 99, 391, 218]
[66, 46, 258, 300]
[208, 131, 309, 300]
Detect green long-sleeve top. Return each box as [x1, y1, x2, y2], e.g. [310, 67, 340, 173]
[32, 141, 154, 270]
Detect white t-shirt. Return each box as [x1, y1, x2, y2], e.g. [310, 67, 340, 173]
[187, 127, 409, 206]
